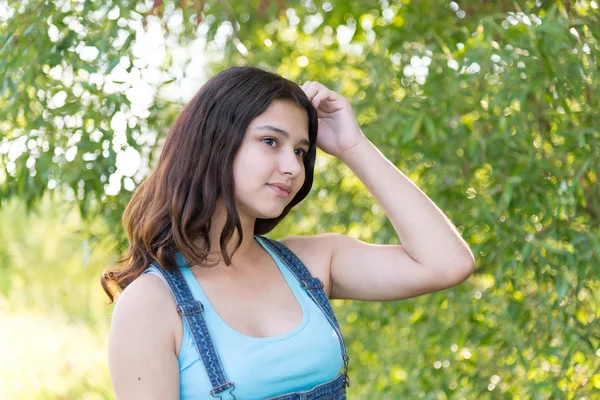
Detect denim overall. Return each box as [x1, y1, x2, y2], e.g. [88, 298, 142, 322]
[151, 236, 350, 399]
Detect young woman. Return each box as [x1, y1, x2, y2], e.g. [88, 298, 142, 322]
[103, 66, 475, 399]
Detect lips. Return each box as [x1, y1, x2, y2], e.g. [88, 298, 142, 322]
[267, 183, 292, 198]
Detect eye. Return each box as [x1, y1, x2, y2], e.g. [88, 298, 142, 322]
[262, 138, 277, 147]
[295, 148, 307, 158]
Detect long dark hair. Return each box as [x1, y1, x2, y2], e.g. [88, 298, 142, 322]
[101, 66, 319, 302]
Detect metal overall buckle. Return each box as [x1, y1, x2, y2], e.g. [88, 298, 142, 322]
[210, 382, 236, 399]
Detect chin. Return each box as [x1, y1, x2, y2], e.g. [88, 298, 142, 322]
[255, 208, 286, 220]
[252, 202, 290, 220]
[237, 193, 292, 220]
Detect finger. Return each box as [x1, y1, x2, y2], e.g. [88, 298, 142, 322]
[311, 87, 331, 109]
[303, 81, 320, 100]
[301, 81, 312, 91]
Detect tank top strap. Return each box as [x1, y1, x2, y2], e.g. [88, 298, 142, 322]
[255, 236, 350, 388]
[149, 261, 237, 398]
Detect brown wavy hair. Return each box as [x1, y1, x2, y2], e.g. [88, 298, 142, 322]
[101, 66, 319, 302]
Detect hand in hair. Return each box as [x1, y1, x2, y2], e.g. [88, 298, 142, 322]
[301, 81, 367, 160]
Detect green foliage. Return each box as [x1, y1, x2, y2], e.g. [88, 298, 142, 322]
[1, 0, 599, 398]
[0, 199, 116, 324]
[0, 199, 114, 399]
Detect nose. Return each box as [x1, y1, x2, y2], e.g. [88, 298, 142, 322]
[280, 147, 303, 177]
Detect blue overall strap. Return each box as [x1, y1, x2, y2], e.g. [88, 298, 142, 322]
[256, 236, 350, 388]
[150, 262, 236, 399]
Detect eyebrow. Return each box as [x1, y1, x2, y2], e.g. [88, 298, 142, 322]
[255, 125, 310, 147]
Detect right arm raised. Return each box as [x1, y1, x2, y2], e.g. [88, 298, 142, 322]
[108, 273, 181, 400]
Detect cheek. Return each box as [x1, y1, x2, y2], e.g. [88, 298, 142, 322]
[232, 150, 266, 193]
[294, 168, 306, 191]
[235, 145, 266, 171]
[232, 155, 248, 195]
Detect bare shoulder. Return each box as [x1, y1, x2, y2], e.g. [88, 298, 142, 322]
[278, 233, 341, 297]
[110, 272, 181, 354]
[108, 273, 181, 399]
[112, 272, 178, 324]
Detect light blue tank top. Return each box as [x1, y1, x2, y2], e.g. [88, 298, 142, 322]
[144, 236, 343, 399]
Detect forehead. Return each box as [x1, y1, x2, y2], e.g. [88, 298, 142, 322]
[248, 100, 309, 134]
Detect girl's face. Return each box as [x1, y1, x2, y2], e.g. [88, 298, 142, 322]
[233, 100, 311, 221]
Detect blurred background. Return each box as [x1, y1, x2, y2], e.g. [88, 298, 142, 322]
[1, 0, 599, 398]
